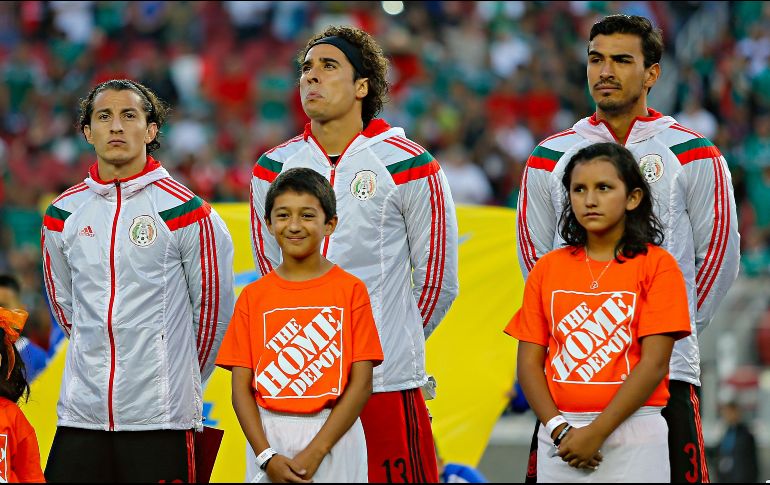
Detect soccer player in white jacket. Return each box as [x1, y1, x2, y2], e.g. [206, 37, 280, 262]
[249, 26, 459, 483]
[42, 80, 235, 482]
[516, 15, 739, 483]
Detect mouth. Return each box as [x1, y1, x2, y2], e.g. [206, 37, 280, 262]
[305, 92, 323, 101]
[108, 140, 126, 146]
[584, 212, 602, 218]
[594, 84, 620, 92]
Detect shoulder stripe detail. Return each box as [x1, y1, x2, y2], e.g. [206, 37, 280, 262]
[384, 137, 422, 156]
[160, 197, 212, 231]
[266, 135, 303, 155]
[387, 152, 438, 179]
[393, 136, 425, 154]
[53, 183, 88, 204]
[671, 124, 704, 138]
[253, 154, 284, 183]
[526, 145, 563, 172]
[517, 167, 538, 272]
[163, 178, 195, 198]
[669, 138, 720, 165]
[197, 216, 220, 369]
[43, 206, 72, 232]
[696, 155, 730, 309]
[155, 179, 192, 201]
[541, 129, 576, 144]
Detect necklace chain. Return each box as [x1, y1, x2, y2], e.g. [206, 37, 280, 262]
[585, 253, 613, 289]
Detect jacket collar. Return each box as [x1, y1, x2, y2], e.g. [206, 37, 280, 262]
[303, 118, 402, 159]
[84, 156, 170, 198]
[573, 108, 676, 145]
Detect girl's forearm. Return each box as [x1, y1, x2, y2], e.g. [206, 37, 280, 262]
[589, 335, 674, 440]
[517, 342, 561, 432]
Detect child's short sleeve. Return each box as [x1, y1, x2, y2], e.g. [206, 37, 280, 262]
[11, 408, 45, 483]
[350, 281, 384, 366]
[215, 289, 257, 371]
[637, 249, 692, 340]
[504, 259, 549, 346]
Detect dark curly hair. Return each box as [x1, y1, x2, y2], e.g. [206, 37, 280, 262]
[77, 79, 169, 153]
[298, 25, 390, 127]
[559, 142, 664, 262]
[0, 328, 29, 404]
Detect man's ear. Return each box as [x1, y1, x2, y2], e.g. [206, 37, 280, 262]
[83, 125, 93, 145]
[145, 122, 159, 144]
[644, 63, 660, 91]
[355, 78, 369, 100]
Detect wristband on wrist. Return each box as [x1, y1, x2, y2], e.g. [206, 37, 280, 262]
[553, 424, 572, 446]
[256, 447, 278, 471]
[544, 415, 567, 438]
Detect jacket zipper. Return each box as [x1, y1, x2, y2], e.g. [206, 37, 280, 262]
[107, 181, 121, 431]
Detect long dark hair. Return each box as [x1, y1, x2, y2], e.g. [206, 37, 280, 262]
[559, 142, 664, 261]
[0, 328, 29, 403]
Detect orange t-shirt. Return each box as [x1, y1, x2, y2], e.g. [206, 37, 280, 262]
[0, 397, 45, 483]
[505, 245, 691, 413]
[216, 265, 384, 414]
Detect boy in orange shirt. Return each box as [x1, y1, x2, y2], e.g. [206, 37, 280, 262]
[216, 167, 383, 482]
[505, 143, 692, 482]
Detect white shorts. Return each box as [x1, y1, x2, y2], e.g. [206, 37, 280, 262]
[537, 406, 669, 483]
[246, 407, 368, 483]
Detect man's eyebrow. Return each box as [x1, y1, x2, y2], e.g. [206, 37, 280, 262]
[302, 56, 342, 66]
[588, 50, 634, 61]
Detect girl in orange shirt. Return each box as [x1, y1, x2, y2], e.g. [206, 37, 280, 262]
[0, 307, 45, 483]
[505, 143, 692, 482]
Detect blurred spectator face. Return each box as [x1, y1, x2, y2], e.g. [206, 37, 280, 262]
[0, 285, 21, 310]
[299, 44, 368, 124]
[587, 34, 659, 115]
[83, 89, 158, 171]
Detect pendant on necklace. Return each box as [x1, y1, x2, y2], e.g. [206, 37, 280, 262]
[590, 281, 599, 289]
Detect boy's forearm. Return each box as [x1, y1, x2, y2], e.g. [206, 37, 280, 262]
[231, 367, 271, 455]
[304, 361, 374, 456]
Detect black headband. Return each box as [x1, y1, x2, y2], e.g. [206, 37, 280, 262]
[309, 36, 365, 76]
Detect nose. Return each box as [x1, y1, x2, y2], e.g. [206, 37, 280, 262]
[287, 216, 302, 232]
[110, 116, 124, 133]
[303, 65, 320, 84]
[584, 189, 598, 207]
[599, 61, 615, 80]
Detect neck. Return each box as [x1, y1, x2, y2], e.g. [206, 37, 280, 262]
[275, 254, 334, 282]
[311, 114, 364, 155]
[585, 234, 621, 261]
[596, 103, 649, 143]
[97, 155, 147, 182]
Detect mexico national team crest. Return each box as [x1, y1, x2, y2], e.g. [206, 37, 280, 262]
[129, 215, 158, 247]
[351, 170, 377, 201]
[639, 154, 664, 184]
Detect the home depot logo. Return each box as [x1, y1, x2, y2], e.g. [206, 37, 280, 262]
[256, 306, 344, 400]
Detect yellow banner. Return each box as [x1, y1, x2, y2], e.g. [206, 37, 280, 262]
[26, 203, 523, 481]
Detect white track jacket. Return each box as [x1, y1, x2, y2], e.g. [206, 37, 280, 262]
[516, 110, 740, 386]
[42, 157, 235, 431]
[250, 120, 459, 393]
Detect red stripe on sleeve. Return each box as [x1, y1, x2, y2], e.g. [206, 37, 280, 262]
[384, 137, 419, 156]
[697, 157, 729, 309]
[196, 220, 209, 364]
[424, 174, 447, 326]
[200, 217, 221, 368]
[676, 146, 721, 166]
[43, 215, 65, 232]
[417, 176, 438, 315]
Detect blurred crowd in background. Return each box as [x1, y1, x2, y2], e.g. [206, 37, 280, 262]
[0, 1, 769, 384]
